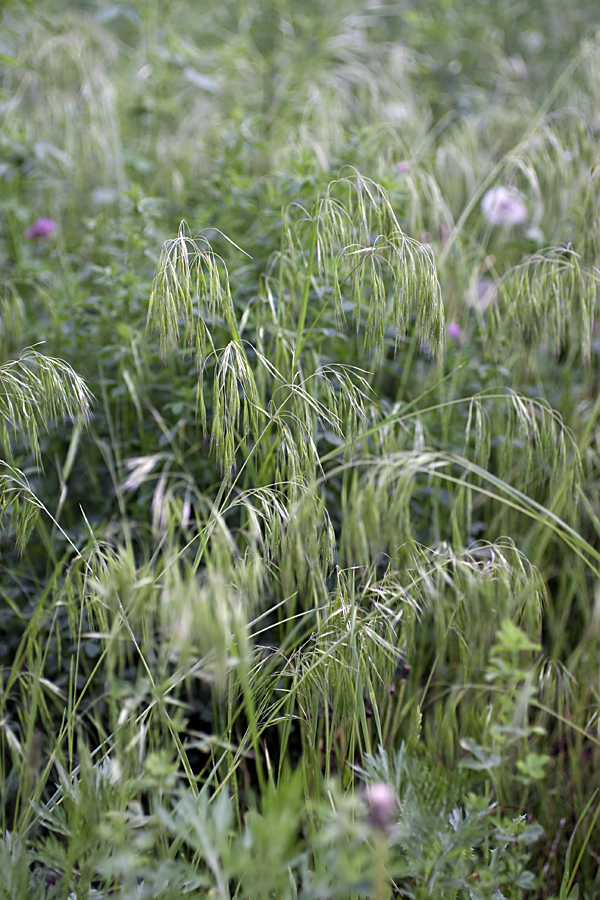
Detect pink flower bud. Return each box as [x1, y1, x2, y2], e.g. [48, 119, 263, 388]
[447, 321, 462, 343]
[24, 218, 57, 241]
[481, 186, 527, 227]
[365, 782, 397, 831]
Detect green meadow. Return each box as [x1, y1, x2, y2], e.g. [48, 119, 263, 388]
[2, 0, 600, 896]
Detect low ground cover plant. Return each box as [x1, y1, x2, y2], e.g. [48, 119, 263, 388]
[2, 0, 600, 897]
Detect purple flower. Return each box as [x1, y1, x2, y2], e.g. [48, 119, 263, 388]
[24, 218, 57, 241]
[447, 321, 462, 343]
[481, 186, 527, 227]
[365, 782, 397, 831]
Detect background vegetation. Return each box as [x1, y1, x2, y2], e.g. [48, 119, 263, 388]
[2, 0, 600, 896]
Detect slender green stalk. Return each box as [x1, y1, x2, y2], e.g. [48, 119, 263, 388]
[292, 214, 318, 371]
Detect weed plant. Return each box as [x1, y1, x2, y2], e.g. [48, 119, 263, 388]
[2, 0, 600, 897]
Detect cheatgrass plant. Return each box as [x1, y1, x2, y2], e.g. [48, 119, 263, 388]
[4, 0, 600, 896]
[0, 348, 91, 552]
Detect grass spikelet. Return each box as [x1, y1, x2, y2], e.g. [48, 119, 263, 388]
[0, 464, 42, 555]
[3, 15, 125, 201]
[322, 171, 444, 361]
[463, 390, 582, 509]
[147, 222, 234, 362]
[489, 246, 599, 362]
[210, 341, 262, 478]
[0, 348, 92, 467]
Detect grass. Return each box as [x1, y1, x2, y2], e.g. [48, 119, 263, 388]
[2, 0, 600, 896]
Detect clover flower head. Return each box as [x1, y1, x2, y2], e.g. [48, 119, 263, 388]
[447, 321, 462, 343]
[365, 782, 397, 831]
[481, 186, 527, 227]
[24, 218, 57, 241]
